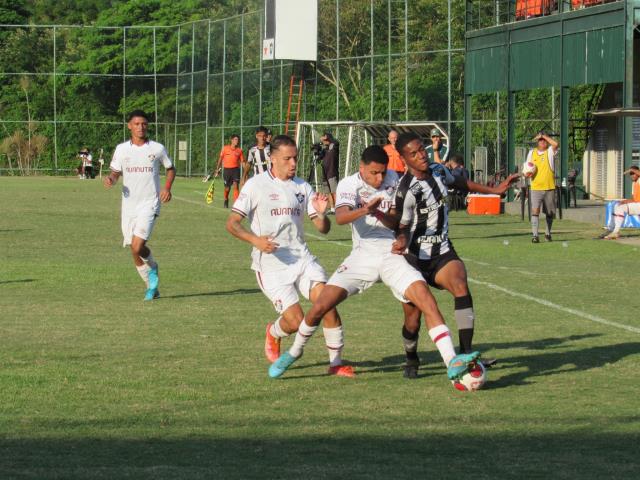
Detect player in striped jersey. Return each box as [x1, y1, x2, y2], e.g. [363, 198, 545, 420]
[242, 126, 272, 184]
[226, 135, 353, 377]
[268, 145, 482, 383]
[393, 132, 518, 378]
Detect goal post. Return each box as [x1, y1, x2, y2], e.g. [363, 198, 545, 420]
[295, 121, 449, 190]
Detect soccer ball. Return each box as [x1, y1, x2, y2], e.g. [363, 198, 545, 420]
[522, 161, 537, 178]
[452, 361, 487, 391]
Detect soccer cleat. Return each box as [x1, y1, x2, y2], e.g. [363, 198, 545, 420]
[604, 233, 620, 240]
[268, 351, 300, 378]
[328, 365, 356, 378]
[447, 351, 481, 380]
[531, 236, 540, 244]
[545, 234, 552, 242]
[264, 323, 281, 363]
[480, 357, 497, 369]
[144, 288, 160, 301]
[223, 199, 229, 208]
[148, 265, 159, 291]
[403, 358, 420, 379]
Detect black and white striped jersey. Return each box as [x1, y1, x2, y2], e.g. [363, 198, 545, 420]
[396, 172, 465, 260]
[247, 144, 271, 175]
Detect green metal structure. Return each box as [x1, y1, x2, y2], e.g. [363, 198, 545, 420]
[464, 0, 639, 197]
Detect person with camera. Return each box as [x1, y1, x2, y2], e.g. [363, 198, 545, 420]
[78, 147, 93, 179]
[526, 131, 559, 243]
[320, 132, 339, 212]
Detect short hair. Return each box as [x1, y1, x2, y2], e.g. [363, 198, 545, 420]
[230, 134, 239, 140]
[256, 126, 269, 134]
[449, 154, 464, 166]
[396, 131, 421, 155]
[127, 109, 149, 122]
[270, 135, 296, 152]
[361, 145, 388, 165]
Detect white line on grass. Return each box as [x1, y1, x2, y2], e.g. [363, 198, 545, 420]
[175, 194, 639, 334]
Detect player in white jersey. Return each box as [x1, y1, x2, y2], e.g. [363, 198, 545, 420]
[103, 110, 175, 301]
[268, 145, 481, 383]
[393, 132, 517, 379]
[226, 135, 354, 377]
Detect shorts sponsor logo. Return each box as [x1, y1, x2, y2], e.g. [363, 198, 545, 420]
[295, 193, 305, 204]
[336, 264, 348, 273]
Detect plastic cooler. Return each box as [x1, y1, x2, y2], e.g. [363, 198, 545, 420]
[466, 194, 502, 215]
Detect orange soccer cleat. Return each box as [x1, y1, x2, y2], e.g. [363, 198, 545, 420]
[327, 365, 356, 378]
[264, 323, 281, 363]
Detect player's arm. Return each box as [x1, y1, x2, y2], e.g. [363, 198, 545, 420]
[391, 190, 415, 254]
[215, 149, 224, 175]
[310, 192, 331, 234]
[241, 150, 252, 184]
[392, 223, 411, 254]
[543, 133, 558, 152]
[463, 174, 519, 196]
[103, 170, 121, 188]
[226, 212, 278, 253]
[160, 166, 176, 203]
[335, 197, 383, 225]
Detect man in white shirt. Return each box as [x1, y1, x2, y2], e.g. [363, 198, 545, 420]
[226, 135, 353, 377]
[268, 145, 480, 383]
[103, 110, 175, 301]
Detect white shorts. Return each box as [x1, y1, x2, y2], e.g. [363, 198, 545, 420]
[121, 209, 157, 246]
[255, 255, 328, 314]
[614, 201, 640, 216]
[327, 249, 425, 303]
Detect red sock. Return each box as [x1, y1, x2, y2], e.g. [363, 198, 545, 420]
[233, 186, 239, 201]
[224, 189, 229, 200]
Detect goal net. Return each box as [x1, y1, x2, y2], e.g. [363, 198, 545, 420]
[295, 121, 449, 190]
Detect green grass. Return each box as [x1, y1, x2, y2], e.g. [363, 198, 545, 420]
[1, 176, 639, 479]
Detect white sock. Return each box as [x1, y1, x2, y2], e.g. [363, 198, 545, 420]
[428, 324, 456, 366]
[612, 204, 626, 234]
[289, 320, 318, 358]
[269, 317, 289, 339]
[140, 251, 157, 270]
[136, 264, 151, 288]
[323, 326, 344, 367]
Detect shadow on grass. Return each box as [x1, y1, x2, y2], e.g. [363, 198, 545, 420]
[0, 432, 637, 479]
[0, 279, 35, 286]
[160, 288, 261, 299]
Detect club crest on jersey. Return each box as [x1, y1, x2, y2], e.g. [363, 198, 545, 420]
[295, 193, 305, 204]
[147, 154, 156, 162]
[274, 299, 283, 313]
[410, 183, 423, 195]
[386, 185, 395, 195]
[336, 264, 348, 273]
[269, 193, 280, 201]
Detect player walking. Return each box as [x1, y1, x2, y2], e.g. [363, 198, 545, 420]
[268, 145, 480, 382]
[226, 135, 353, 377]
[527, 132, 559, 243]
[103, 110, 175, 301]
[393, 132, 518, 378]
[242, 126, 271, 185]
[212, 134, 244, 208]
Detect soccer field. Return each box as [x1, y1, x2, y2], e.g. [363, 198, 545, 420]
[1, 176, 639, 479]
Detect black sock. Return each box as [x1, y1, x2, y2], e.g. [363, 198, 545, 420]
[454, 295, 475, 353]
[458, 328, 474, 354]
[402, 326, 419, 361]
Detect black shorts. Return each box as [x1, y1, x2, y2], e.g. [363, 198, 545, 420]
[405, 247, 461, 289]
[223, 167, 240, 187]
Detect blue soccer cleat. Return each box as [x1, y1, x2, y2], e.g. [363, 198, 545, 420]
[268, 351, 300, 378]
[148, 265, 159, 290]
[447, 351, 481, 380]
[144, 288, 160, 301]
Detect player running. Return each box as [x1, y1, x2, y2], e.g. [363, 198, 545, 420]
[268, 145, 480, 383]
[226, 135, 353, 377]
[103, 110, 175, 301]
[393, 132, 518, 378]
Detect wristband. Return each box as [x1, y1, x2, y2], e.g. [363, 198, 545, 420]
[373, 210, 385, 221]
[165, 180, 172, 190]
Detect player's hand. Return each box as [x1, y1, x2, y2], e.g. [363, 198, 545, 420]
[103, 175, 115, 189]
[391, 233, 407, 255]
[363, 196, 383, 214]
[312, 192, 329, 215]
[160, 188, 172, 203]
[497, 173, 520, 194]
[432, 137, 440, 149]
[254, 235, 279, 253]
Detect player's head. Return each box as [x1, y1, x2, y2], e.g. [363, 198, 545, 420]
[266, 129, 273, 143]
[449, 154, 462, 169]
[388, 129, 398, 145]
[255, 126, 268, 146]
[126, 110, 149, 141]
[321, 132, 335, 145]
[626, 165, 639, 180]
[537, 131, 548, 150]
[430, 128, 442, 141]
[270, 135, 297, 180]
[359, 145, 388, 189]
[396, 132, 428, 173]
[230, 134, 240, 147]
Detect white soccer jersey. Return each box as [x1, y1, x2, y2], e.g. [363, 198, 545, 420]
[82, 154, 93, 167]
[247, 145, 272, 175]
[232, 171, 319, 272]
[397, 173, 452, 260]
[334, 170, 399, 252]
[110, 140, 173, 216]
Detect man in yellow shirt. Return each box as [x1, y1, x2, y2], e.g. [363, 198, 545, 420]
[526, 132, 559, 243]
[600, 166, 640, 240]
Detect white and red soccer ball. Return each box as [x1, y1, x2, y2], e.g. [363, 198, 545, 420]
[452, 361, 487, 392]
[522, 161, 537, 178]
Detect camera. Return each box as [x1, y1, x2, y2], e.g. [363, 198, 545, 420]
[310, 142, 325, 160]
